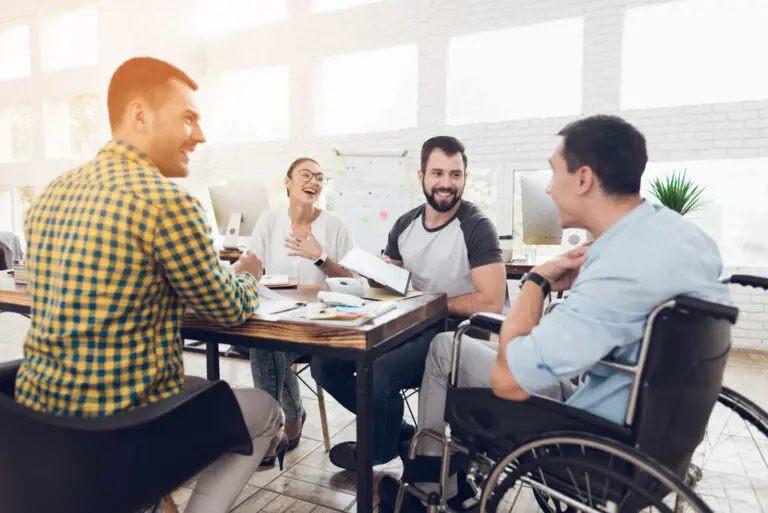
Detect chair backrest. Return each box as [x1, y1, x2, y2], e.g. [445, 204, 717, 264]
[629, 295, 737, 478]
[0, 360, 253, 513]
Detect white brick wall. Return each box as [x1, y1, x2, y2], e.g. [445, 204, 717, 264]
[199, 0, 768, 349]
[1, 0, 767, 348]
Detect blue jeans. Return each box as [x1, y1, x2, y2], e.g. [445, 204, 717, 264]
[249, 349, 304, 422]
[310, 327, 440, 464]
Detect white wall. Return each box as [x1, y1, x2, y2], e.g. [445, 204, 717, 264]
[1, 0, 768, 348]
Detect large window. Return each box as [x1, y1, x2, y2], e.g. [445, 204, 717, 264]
[446, 18, 584, 125]
[205, 66, 290, 143]
[44, 94, 101, 159]
[621, 0, 768, 109]
[0, 23, 30, 81]
[312, 0, 383, 13]
[193, 0, 288, 36]
[41, 3, 99, 72]
[641, 158, 768, 268]
[314, 44, 418, 136]
[0, 104, 33, 163]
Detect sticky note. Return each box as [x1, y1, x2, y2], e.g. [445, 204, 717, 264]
[337, 169, 344, 175]
[362, 216, 369, 223]
[380, 211, 388, 221]
[340, 158, 347, 164]
[399, 184, 406, 190]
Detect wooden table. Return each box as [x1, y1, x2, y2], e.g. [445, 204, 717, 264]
[506, 262, 533, 280]
[0, 281, 447, 512]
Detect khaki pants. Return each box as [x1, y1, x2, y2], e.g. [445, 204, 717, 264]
[181, 376, 284, 513]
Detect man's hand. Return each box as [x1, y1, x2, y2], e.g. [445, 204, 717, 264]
[532, 242, 592, 291]
[381, 255, 403, 267]
[233, 250, 264, 281]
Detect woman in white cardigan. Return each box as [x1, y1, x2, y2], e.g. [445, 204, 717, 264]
[248, 157, 355, 466]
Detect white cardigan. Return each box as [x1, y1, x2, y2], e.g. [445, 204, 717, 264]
[248, 206, 355, 285]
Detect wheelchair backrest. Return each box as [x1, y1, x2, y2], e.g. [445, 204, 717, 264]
[630, 295, 737, 478]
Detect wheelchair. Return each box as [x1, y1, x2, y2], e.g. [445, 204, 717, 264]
[393, 278, 749, 512]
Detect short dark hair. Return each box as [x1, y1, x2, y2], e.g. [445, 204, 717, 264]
[557, 115, 648, 196]
[420, 136, 468, 172]
[107, 57, 198, 130]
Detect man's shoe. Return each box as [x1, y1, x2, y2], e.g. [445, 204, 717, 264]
[329, 442, 358, 471]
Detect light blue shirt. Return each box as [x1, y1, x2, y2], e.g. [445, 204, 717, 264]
[507, 201, 731, 425]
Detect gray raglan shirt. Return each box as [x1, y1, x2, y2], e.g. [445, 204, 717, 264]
[384, 201, 503, 298]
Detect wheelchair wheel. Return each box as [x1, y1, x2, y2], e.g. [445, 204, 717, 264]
[480, 433, 713, 513]
[688, 385, 768, 490]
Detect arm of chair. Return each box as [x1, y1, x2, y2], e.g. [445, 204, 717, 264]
[674, 295, 739, 324]
[720, 273, 768, 290]
[468, 312, 506, 334]
[0, 359, 21, 397]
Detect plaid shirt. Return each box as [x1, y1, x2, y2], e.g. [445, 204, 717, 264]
[15, 140, 259, 417]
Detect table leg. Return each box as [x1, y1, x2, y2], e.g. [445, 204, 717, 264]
[206, 342, 220, 380]
[355, 358, 374, 512]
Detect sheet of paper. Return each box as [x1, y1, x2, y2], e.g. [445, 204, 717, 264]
[339, 247, 411, 295]
[257, 283, 291, 301]
[363, 288, 424, 301]
[257, 299, 304, 316]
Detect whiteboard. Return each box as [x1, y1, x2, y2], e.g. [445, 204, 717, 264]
[325, 153, 415, 255]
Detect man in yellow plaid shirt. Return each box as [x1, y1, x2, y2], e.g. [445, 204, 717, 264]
[14, 57, 284, 513]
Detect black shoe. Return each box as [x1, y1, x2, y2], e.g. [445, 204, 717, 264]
[329, 441, 358, 471]
[378, 475, 426, 513]
[259, 435, 289, 470]
[287, 410, 307, 452]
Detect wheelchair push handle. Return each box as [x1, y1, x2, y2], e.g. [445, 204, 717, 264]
[720, 274, 768, 290]
[467, 312, 506, 334]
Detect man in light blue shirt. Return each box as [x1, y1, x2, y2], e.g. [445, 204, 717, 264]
[385, 114, 731, 506]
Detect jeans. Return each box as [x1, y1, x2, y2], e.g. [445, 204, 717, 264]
[310, 326, 441, 464]
[249, 349, 304, 422]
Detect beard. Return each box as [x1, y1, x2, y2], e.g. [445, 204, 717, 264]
[422, 180, 462, 213]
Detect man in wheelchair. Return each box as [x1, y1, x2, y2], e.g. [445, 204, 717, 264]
[380, 115, 733, 512]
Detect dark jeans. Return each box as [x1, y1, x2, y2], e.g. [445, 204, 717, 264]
[310, 327, 440, 465]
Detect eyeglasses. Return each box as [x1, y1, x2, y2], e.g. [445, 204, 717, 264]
[296, 169, 329, 185]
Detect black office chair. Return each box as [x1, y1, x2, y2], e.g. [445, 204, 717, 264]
[395, 293, 738, 512]
[0, 360, 253, 513]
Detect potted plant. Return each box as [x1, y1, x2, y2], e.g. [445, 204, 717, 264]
[647, 169, 706, 216]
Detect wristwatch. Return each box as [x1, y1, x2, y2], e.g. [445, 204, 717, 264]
[520, 272, 551, 297]
[314, 252, 328, 267]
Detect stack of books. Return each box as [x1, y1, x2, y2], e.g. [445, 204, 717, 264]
[11, 263, 27, 286]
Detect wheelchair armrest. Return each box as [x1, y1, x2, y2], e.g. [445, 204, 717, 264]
[674, 295, 738, 324]
[0, 359, 21, 397]
[468, 312, 506, 334]
[720, 273, 768, 291]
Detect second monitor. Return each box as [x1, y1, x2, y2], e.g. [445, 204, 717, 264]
[519, 172, 592, 251]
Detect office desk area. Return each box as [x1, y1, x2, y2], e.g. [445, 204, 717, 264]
[0, 278, 447, 513]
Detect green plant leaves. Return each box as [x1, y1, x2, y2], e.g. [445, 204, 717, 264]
[647, 169, 706, 216]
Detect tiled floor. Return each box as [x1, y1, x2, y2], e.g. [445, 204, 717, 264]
[1, 311, 767, 512]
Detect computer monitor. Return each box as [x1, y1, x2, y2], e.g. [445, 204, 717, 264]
[520, 173, 562, 245]
[208, 183, 270, 248]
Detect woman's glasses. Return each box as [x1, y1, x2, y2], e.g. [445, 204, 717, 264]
[296, 169, 328, 185]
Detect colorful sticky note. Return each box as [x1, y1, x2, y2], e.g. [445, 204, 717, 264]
[379, 211, 389, 221]
[340, 158, 347, 164]
[337, 169, 344, 175]
[362, 216, 369, 223]
[399, 184, 406, 190]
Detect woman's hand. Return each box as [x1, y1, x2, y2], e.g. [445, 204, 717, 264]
[285, 226, 323, 261]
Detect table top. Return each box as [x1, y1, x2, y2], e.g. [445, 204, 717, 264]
[0, 281, 447, 352]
